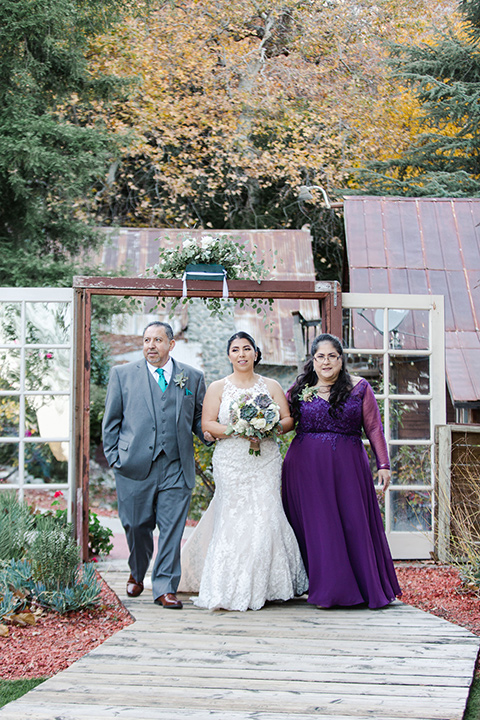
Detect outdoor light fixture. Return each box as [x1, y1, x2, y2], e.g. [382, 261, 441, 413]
[298, 185, 332, 208]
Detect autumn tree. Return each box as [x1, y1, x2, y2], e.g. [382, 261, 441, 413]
[0, 0, 131, 286]
[86, 0, 455, 279]
[355, 0, 480, 196]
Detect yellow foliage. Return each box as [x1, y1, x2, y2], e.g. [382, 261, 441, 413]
[78, 0, 459, 225]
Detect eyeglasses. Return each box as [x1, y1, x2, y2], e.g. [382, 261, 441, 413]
[313, 353, 340, 363]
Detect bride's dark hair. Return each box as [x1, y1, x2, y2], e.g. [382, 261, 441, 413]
[227, 331, 262, 366]
[289, 333, 353, 423]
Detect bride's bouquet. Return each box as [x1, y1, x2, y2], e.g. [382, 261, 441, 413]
[225, 393, 281, 456]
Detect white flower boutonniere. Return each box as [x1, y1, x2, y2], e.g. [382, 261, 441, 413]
[174, 371, 193, 395]
[174, 371, 188, 389]
[299, 385, 320, 402]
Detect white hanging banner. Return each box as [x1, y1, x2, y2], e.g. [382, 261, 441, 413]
[182, 265, 228, 299]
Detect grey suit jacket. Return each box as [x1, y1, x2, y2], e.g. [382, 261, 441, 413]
[102, 357, 207, 488]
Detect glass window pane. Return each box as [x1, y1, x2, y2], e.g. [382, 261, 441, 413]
[389, 356, 430, 395]
[390, 490, 432, 532]
[374, 398, 386, 427]
[25, 349, 71, 391]
[390, 445, 432, 485]
[0, 303, 21, 344]
[25, 302, 72, 345]
[390, 400, 430, 440]
[25, 442, 69, 482]
[0, 349, 21, 390]
[345, 353, 384, 393]
[24, 488, 68, 511]
[0, 442, 18, 480]
[0, 397, 20, 438]
[349, 309, 383, 350]
[26, 396, 70, 439]
[388, 309, 429, 351]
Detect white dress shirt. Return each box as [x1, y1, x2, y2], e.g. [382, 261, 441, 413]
[147, 357, 173, 386]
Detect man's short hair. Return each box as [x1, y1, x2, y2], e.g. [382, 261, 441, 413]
[143, 321, 174, 341]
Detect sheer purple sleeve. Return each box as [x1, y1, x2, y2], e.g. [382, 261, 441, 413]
[361, 381, 390, 470]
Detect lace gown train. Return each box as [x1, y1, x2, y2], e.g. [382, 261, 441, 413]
[179, 377, 308, 611]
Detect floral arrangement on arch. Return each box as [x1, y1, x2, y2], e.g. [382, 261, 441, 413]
[150, 234, 275, 319]
[152, 234, 269, 282]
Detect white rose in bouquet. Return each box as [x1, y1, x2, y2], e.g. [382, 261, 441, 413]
[251, 417, 267, 430]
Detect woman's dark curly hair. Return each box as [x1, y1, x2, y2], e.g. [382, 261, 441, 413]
[289, 333, 353, 424]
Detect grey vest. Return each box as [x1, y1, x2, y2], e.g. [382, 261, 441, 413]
[148, 370, 180, 461]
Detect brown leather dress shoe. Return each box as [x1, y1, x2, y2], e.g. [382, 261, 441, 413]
[154, 593, 183, 609]
[126, 574, 144, 598]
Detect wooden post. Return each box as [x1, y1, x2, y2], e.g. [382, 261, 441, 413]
[73, 287, 92, 561]
[435, 424, 452, 563]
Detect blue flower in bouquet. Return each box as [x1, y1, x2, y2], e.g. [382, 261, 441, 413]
[240, 403, 258, 421]
[255, 393, 273, 409]
[264, 408, 279, 424]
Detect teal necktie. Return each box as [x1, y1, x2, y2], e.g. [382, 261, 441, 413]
[155, 367, 167, 391]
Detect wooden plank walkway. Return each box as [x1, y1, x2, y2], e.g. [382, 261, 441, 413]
[1, 568, 478, 720]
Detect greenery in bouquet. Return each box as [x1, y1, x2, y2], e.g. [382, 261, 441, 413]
[149, 234, 275, 319]
[225, 393, 281, 456]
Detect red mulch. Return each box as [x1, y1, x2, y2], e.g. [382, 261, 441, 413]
[0, 573, 133, 680]
[396, 564, 480, 636]
[1, 564, 479, 681]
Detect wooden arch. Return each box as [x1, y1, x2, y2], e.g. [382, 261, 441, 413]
[73, 276, 341, 558]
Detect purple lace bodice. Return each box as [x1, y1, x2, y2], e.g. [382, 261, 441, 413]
[296, 378, 390, 470]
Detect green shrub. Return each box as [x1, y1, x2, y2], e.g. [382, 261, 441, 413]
[27, 515, 80, 591]
[0, 496, 103, 617]
[0, 559, 34, 620]
[192, 436, 215, 520]
[0, 588, 22, 620]
[0, 492, 34, 562]
[88, 511, 114, 557]
[0, 557, 102, 618]
[0, 558, 35, 595]
[33, 562, 102, 613]
[40, 493, 114, 558]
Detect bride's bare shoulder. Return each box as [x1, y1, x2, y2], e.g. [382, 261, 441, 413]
[260, 375, 283, 392]
[206, 377, 227, 395]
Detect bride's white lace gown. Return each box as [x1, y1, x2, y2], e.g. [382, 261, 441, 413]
[179, 377, 308, 611]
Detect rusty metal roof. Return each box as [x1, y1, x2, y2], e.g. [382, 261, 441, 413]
[344, 197, 480, 403]
[93, 228, 318, 366]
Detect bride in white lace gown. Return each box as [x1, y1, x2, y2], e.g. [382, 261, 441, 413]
[179, 331, 308, 611]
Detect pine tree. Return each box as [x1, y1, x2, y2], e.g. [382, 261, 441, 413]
[356, 0, 480, 197]
[0, 0, 129, 286]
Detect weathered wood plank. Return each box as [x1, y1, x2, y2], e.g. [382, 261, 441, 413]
[41, 671, 470, 698]
[59, 661, 473, 687]
[58, 645, 475, 678]
[14, 684, 467, 718]
[0, 704, 452, 720]
[103, 630, 477, 658]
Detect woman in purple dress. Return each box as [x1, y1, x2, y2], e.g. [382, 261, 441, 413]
[281, 333, 401, 609]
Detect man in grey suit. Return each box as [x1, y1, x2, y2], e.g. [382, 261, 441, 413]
[102, 321, 209, 609]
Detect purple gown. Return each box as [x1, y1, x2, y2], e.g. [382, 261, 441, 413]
[282, 378, 401, 609]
